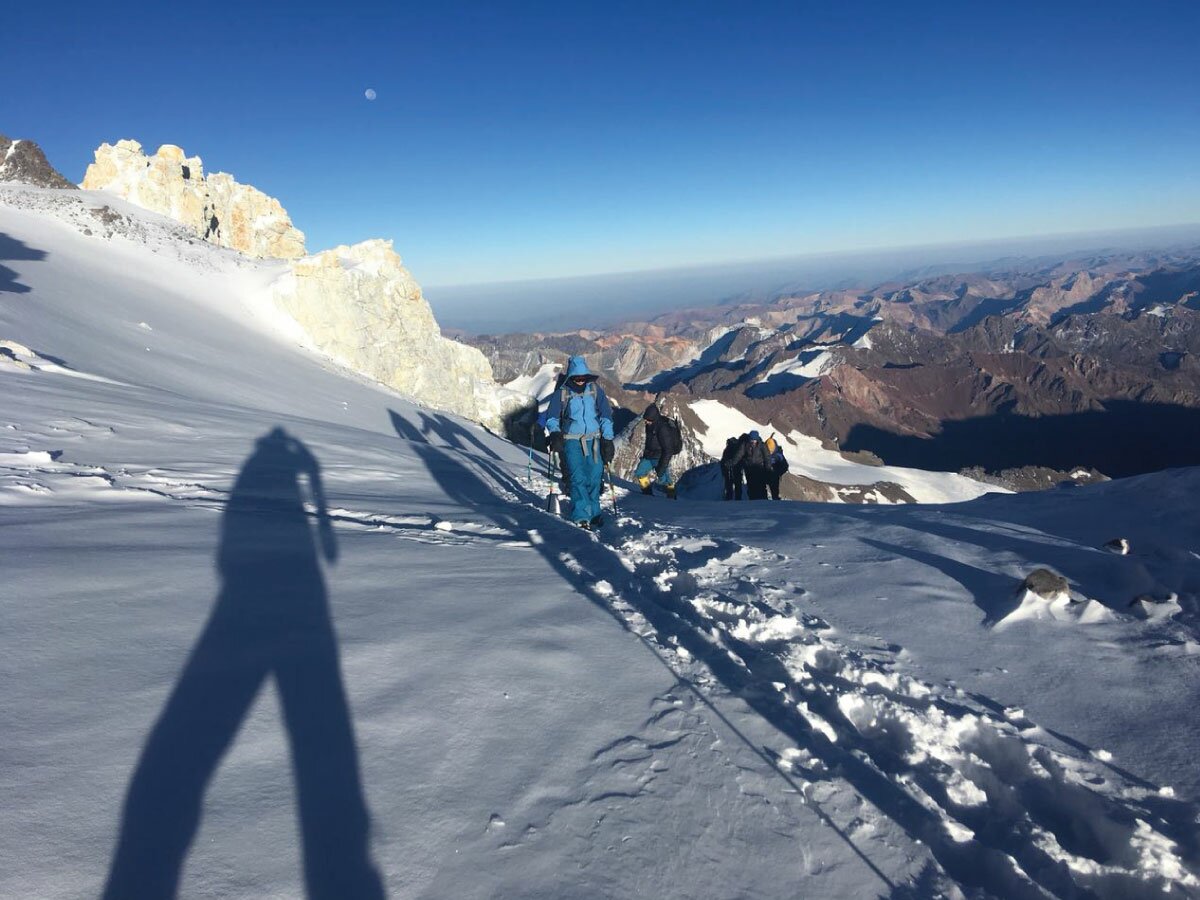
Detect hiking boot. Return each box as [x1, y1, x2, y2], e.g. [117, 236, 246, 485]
[589, 514, 604, 529]
[575, 519, 592, 531]
[641, 485, 653, 495]
[665, 485, 677, 499]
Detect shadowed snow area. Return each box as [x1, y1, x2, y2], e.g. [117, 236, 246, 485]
[3, 186, 1200, 898]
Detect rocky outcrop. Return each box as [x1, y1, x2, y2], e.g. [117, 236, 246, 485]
[1020, 569, 1071, 601]
[270, 240, 499, 423]
[0, 135, 75, 189]
[82, 140, 305, 259]
[958, 466, 1108, 492]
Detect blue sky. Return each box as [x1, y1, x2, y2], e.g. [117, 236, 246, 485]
[5, 0, 1198, 288]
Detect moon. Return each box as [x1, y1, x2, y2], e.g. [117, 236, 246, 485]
[364, 88, 377, 101]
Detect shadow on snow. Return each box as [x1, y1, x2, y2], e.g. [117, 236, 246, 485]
[0, 231, 47, 294]
[103, 427, 385, 899]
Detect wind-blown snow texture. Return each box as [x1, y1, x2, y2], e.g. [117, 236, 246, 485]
[3, 186, 1200, 898]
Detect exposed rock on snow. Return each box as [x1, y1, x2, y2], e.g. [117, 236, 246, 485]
[960, 465, 1110, 492]
[1021, 568, 1071, 600]
[1104, 537, 1131, 555]
[82, 140, 306, 259]
[0, 135, 75, 189]
[993, 568, 1117, 629]
[269, 240, 502, 424]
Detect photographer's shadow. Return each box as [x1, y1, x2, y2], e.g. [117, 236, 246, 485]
[103, 427, 384, 899]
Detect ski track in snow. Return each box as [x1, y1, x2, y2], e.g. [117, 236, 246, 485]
[3, 421, 1198, 897]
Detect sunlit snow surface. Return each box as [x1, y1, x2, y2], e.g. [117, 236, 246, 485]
[503, 361, 560, 406]
[3, 185, 1200, 898]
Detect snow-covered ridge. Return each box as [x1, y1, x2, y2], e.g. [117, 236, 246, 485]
[504, 362, 561, 403]
[0, 183, 504, 424]
[756, 348, 836, 387]
[74, 138, 513, 423]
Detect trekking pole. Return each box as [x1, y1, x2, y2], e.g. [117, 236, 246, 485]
[605, 465, 618, 514]
[546, 450, 559, 514]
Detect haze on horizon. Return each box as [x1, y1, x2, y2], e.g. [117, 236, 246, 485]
[6, 0, 1198, 309]
[427, 222, 1200, 332]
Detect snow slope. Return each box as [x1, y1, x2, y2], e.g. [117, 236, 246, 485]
[503, 362, 560, 402]
[3, 190, 1200, 898]
[751, 348, 837, 396]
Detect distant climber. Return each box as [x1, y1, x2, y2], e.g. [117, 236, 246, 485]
[730, 431, 772, 500]
[635, 403, 680, 499]
[545, 357, 615, 529]
[768, 439, 788, 500]
[720, 436, 744, 500]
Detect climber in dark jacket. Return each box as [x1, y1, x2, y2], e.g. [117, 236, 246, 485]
[720, 436, 743, 501]
[767, 444, 788, 500]
[730, 430, 772, 500]
[635, 403, 676, 498]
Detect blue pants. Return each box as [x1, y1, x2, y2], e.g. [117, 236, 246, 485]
[563, 437, 603, 522]
[634, 457, 673, 486]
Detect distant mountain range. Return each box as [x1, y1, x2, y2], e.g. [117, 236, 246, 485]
[468, 247, 1200, 485]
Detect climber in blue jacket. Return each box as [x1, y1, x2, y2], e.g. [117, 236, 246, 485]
[544, 356, 615, 529]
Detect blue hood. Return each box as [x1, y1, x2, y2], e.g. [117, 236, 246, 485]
[564, 356, 597, 380]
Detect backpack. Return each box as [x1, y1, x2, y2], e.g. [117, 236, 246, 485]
[661, 416, 683, 455]
[558, 382, 598, 434]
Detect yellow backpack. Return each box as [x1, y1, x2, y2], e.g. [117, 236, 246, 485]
[765, 435, 777, 454]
